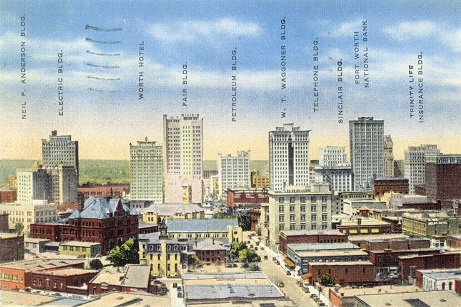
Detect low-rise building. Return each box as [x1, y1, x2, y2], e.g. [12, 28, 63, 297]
[446, 234, 461, 250]
[0, 233, 24, 263]
[287, 242, 367, 275]
[398, 252, 461, 282]
[88, 264, 151, 295]
[140, 203, 204, 225]
[192, 238, 228, 264]
[59, 241, 102, 258]
[372, 177, 409, 199]
[166, 218, 243, 244]
[0, 259, 85, 290]
[305, 261, 375, 286]
[354, 290, 461, 307]
[415, 268, 461, 291]
[24, 237, 50, 254]
[336, 217, 395, 235]
[279, 229, 348, 255]
[30, 267, 98, 294]
[138, 232, 188, 278]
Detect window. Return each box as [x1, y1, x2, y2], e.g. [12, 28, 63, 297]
[279, 215, 285, 222]
[290, 214, 295, 222]
[311, 205, 317, 212]
[322, 205, 328, 212]
[290, 224, 296, 230]
[290, 205, 295, 212]
[279, 197, 285, 204]
[45, 279, 50, 286]
[290, 197, 295, 203]
[345, 268, 349, 274]
[279, 224, 285, 231]
[311, 214, 317, 221]
[300, 197, 306, 203]
[301, 205, 306, 212]
[53, 281, 57, 288]
[311, 196, 317, 203]
[279, 205, 284, 213]
[322, 196, 328, 203]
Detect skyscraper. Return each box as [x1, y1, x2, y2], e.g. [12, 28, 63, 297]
[218, 151, 250, 199]
[405, 144, 440, 194]
[42, 130, 79, 176]
[130, 138, 164, 203]
[384, 135, 394, 177]
[163, 114, 203, 203]
[319, 146, 348, 167]
[269, 123, 310, 192]
[349, 117, 384, 190]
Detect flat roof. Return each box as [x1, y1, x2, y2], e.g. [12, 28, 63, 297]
[419, 268, 461, 280]
[296, 249, 368, 258]
[33, 268, 98, 277]
[81, 292, 169, 307]
[281, 229, 346, 237]
[0, 259, 84, 271]
[348, 233, 409, 242]
[288, 242, 359, 252]
[332, 284, 420, 297]
[185, 284, 284, 301]
[309, 261, 373, 266]
[90, 264, 150, 289]
[60, 241, 101, 247]
[354, 290, 461, 306]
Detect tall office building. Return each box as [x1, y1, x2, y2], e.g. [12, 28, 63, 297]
[49, 165, 78, 204]
[269, 123, 310, 192]
[349, 117, 384, 191]
[425, 154, 461, 201]
[42, 130, 79, 176]
[16, 168, 52, 203]
[405, 144, 440, 194]
[319, 146, 348, 167]
[384, 135, 394, 177]
[130, 138, 164, 203]
[218, 151, 250, 199]
[163, 114, 203, 203]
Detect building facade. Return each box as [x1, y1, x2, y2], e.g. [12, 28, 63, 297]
[163, 114, 203, 204]
[314, 165, 353, 193]
[218, 151, 250, 199]
[29, 197, 138, 255]
[384, 135, 394, 177]
[16, 168, 51, 203]
[425, 154, 461, 202]
[130, 138, 164, 203]
[265, 184, 332, 249]
[372, 177, 409, 199]
[269, 123, 310, 192]
[349, 117, 384, 191]
[404, 144, 440, 195]
[319, 146, 348, 167]
[42, 130, 79, 176]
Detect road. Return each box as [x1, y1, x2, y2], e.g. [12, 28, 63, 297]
[245, 233, 324, 306]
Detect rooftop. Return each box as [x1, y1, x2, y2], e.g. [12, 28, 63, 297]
[68, 197, 136, 220]
[167, 218, 238, 232]
[185, 284, 284, 301]
[296, 249, 369, 258]
[141, 203, 203, 216]
[288, 242, 359, 252]
[418, 268, 461, 280]
[33, 267, 98, 277]
[60, 241, 101, 247]
[348, 233, 409, 242]
[309, 261, 373, 266]
[0, 258, 84, 271]
[281, 229, 346, 237]
[354, 290, 461, 306]
[90, 264, 150, 289]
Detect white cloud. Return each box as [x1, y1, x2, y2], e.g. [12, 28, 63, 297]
[328, 19, 364, 37]
[382, 21, 438, 41]
[148, 18, 262, 43]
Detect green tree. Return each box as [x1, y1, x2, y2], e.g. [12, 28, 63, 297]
[14, 222, 24, 235]
[230, 241, 247, 259]
[109, 238, 139, 267]
[319, 274, 335, 286]
[237, 213, 251, 231]
[89, 259, 103, 270]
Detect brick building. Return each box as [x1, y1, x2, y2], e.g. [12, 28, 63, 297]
[0, 189, 16, 203]
[446, 234, 461, 249]
[279, 229, 347, 255]
[0, 234, 24, 263]
[30, 268, 98, 293]
[0, 259, 85, 290]
[29, 197, 138, 255]
[88, 264, 151, 295]
[0, 213, 9, 232]
[305, 261, 375, 286]
[336, 218, 395, 235]
[398, 252, 461, 282]
[425, 154, 461, 202]
[78, 182, 129, 200]
[226, 188, 268, 210]
[372, 177, 409, 199]
[192, 238, 228, 264]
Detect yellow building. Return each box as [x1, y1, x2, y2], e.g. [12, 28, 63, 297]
[59, 241, 102, 258]
[166, 218, 243, 244]
[0, 200, 58, 234]
[139, 233, 187, 278]
[140, 203, 204, 225]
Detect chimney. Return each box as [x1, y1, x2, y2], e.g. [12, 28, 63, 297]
[357, 218, 362, 225]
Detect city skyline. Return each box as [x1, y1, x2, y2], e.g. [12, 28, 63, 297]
[2, 1, 461, 161]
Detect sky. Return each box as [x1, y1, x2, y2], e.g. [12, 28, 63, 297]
[1, 0, 461, 161]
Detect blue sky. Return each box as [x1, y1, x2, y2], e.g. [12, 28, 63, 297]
[1, 0, 461, 160]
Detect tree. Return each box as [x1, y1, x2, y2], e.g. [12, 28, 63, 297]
[14, 222, 24, 235]
[237, 213, 251, 231]
[89, 259, 103, 270]
[109, 238, 139, 267]
[230, 241, 247, 259]
[319, 274, 335, 286]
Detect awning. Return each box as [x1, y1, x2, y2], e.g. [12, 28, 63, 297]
[371, 228, 380, 233]
[360, 229, 369, 234]
[301, 273, 312, 280]
[284, 257, 296, 267]
[349, 229, 358, 234]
